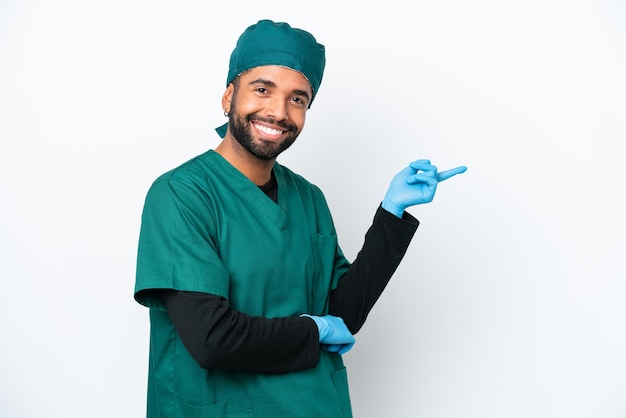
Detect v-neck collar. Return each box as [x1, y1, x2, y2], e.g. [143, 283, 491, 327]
[206, 151, 288, 228]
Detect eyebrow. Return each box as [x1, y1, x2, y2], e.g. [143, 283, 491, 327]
[248, 78, 311, 102]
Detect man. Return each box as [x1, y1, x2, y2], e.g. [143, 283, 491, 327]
[134, 19, 466, 418]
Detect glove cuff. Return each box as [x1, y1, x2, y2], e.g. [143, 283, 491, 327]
[300, 314, 329, 341]
[381, 195, 404, 218]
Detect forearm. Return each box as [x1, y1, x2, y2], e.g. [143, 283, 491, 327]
[329, 205, 419, 333]
[161, 290, 320, 374]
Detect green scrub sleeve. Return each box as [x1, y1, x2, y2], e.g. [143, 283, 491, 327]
[134, 177, 230, 310]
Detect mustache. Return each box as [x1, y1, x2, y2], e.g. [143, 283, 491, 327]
[248, 115, 297, 133]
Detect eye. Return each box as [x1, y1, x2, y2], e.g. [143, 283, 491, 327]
[256, 87, 269, 94]
[291, 96, 307, 107]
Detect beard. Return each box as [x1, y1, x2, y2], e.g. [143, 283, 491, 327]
[228, 109, 300, 161]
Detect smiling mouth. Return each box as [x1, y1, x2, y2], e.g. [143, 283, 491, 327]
[254, 123, 285, 137]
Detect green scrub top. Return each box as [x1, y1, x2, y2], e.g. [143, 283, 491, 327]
[135, 150, 353, 417]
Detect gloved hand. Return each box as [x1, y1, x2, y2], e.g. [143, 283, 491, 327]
[382, 159, 467, 218]
[301, 314, 356, 355]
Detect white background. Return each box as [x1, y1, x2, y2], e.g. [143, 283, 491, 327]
[1, 1, 625, 417]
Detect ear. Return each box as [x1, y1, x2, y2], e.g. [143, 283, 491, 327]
[222, 84, 234, 114]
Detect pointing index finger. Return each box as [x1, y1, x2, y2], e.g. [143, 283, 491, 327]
[437, 166, 467, 182]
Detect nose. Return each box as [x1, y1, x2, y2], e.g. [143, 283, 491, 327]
[265, 95, 288, 121]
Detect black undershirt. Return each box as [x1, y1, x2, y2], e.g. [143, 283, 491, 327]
[160, 173, 419, 374]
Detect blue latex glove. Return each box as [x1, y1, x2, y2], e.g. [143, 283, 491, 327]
[301, 314, 356, 355]
[382, 159, 467, 218]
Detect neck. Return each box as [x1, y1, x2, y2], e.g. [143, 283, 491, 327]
[215, 136, 274, 186]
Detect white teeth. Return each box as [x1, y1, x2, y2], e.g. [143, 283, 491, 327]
[255, 123, 283, 136]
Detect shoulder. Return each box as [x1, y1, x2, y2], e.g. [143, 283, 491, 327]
[139, 151, 223, 216]
[147, 150, 224, 192]
[151, 150, 216, 185]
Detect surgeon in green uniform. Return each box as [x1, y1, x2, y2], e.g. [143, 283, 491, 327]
[134, 19, 467, 418]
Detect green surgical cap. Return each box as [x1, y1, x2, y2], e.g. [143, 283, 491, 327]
[216, 19, 326, 138]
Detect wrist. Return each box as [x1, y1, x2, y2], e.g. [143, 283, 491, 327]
[381, 196, 404, 218]
[300, 314, 329, 340]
